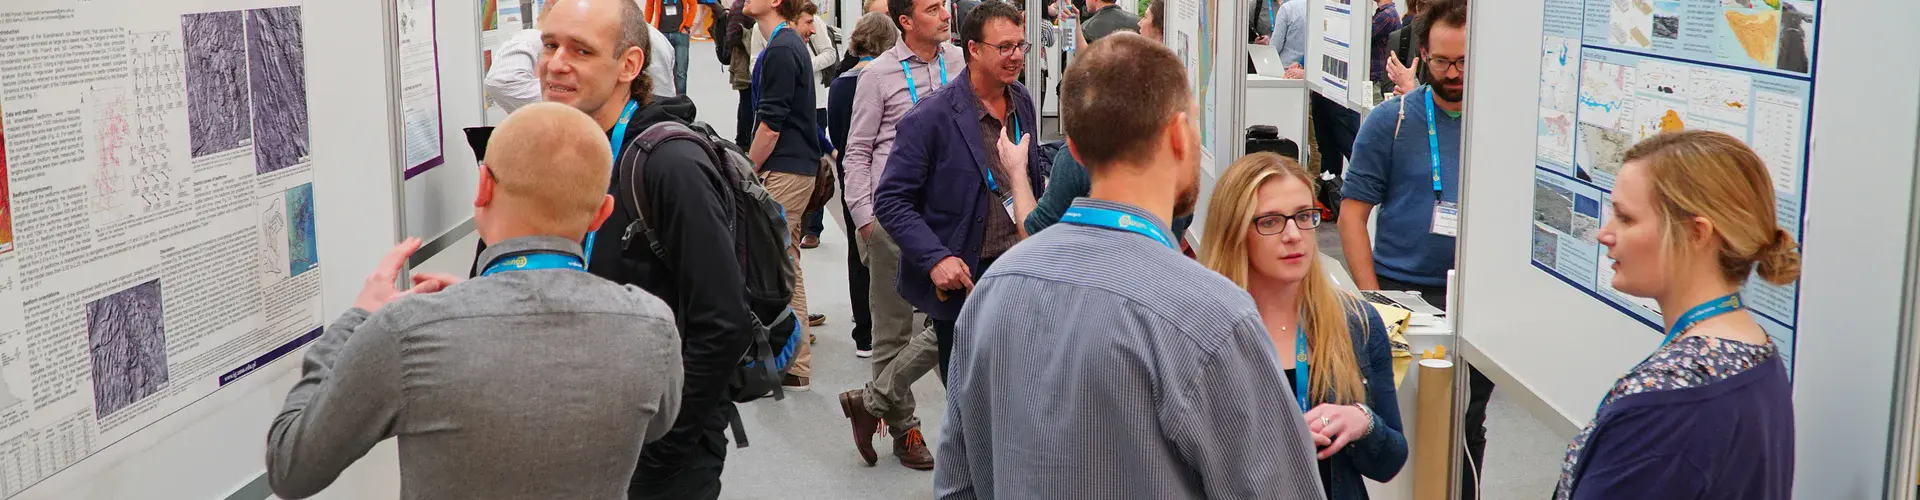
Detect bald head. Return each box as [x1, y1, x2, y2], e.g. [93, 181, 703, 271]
[481, 102, 614, 236]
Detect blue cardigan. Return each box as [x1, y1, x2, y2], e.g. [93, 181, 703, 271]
[1567, 355, 1794, 499]
[1307, 299, 1409, 500]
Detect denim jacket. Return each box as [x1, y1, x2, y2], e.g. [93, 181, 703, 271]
[1313, 298, 1410, 500]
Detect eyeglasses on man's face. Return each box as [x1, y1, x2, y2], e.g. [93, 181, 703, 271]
[1425, 55, 1466, 75]
[977, 40, 1031, 57]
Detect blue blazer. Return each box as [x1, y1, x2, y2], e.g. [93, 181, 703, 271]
[873, 70, 1051, 321]
[1316, 298, 1409, 500]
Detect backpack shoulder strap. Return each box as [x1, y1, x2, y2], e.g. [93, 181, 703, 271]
[618, 122, 732, 261]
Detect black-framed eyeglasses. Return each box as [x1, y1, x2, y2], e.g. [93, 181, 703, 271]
[1425, 55, 1466, 74]
[1252, 208, 1323, 235]
[976, 40, 1032, 57]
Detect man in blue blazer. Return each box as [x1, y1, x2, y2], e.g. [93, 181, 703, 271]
[874, 0, 1050, 382]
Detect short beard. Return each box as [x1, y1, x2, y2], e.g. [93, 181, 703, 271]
[1173, 178, 1199, 219]
[1432, 77, 1465, 103]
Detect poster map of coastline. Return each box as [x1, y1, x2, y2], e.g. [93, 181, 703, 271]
[1531, 0, 1818, 365]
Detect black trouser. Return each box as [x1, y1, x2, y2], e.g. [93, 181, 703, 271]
[734, 88, 754, 148]
[837, 158, 872, 350]
[630, 420, 729, 500]
[1309, 92, 1360, 178]
[1377, 276, 1491, 500]
[932, 255, 996, 384]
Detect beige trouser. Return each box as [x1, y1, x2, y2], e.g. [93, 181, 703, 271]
[761, 170, 815, 377]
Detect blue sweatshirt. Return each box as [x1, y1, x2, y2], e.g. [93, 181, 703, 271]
[1342, 88, 1460, 287]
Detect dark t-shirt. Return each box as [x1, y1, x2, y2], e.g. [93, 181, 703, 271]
[752, 27, 822, 175]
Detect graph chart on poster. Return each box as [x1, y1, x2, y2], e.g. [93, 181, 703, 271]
[0, 1, 325, 496]
[1530, 0, 1818, 366]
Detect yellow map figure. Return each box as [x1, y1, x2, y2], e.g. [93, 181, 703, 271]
[1659, 110, 1685, 133]
[1726, 9, 1781, 66]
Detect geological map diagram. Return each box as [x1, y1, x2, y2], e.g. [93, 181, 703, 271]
[247, 7, 310, 174]
[183, 11, 252, 158]
[1723, 8, 1779, 67]
[87, 280, 169, 419]
[285, 183, 318, 276]
[1577, 60, 1634, 130]
[257, 194, 290, 287]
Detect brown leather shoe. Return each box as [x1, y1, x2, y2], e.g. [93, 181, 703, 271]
[839, 390, 880, 465]
[894, 428, 935, 470]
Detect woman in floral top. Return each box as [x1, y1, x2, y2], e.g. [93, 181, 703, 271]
[1554, 130, 1798, 500]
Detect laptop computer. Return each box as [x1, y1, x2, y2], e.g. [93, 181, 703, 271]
[1248, 44, 1288, 77]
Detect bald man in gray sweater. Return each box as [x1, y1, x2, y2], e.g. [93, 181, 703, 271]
[265, 103, 684, 499]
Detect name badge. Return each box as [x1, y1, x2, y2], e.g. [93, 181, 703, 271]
[1002, 195, 1017, 223]
[1431, 201, 1459, 237]
[665, 4, 679, 15]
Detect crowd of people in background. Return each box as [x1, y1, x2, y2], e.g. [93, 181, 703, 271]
[259, 0, 1802, 498]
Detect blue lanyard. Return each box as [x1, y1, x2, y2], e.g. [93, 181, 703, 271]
[984, 114, 1021, 192]
[1293, 324, 1311, 412]
[901, 53, 949, 104]
[859, 56, 876, 62]
[1663, 293, 1744, 347]
[584, 99, 642, 270]
[1059, 206, 1175, 249]
[481, 252, 586, 276]
[1269, 0, 1279, 36]
[1597, 293, 1744, 416]
[1423, 87, 1443, 201]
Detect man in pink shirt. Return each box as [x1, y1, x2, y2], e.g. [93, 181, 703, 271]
[834, 0, 965, 472]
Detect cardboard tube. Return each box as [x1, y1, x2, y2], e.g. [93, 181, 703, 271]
[1413, 358, 1457, 500]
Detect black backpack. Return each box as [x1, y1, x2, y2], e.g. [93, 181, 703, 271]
[615, 120, 800, 407]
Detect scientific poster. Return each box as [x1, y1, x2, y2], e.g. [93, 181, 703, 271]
[1171, 0, 1218, 163]
[1316, 0, 1353, 100]
[399, 0, 445, 178]
[0, 0, 325, 496]
[1530, 0, 1818, 365]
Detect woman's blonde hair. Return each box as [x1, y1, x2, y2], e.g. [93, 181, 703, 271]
[1620, 130, 1801, 285]
[1199, 153, 1366, 405]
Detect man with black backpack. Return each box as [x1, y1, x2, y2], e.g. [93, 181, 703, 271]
[540, 1, 778, 498]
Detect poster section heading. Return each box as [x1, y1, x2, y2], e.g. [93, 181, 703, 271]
[1531, 0, 1815, 365]
[0, 2, 324, 497]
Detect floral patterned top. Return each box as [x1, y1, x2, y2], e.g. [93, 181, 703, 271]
[1552, 335, 1778, 499]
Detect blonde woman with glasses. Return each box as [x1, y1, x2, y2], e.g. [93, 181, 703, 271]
[1200, 152, 1408, 500]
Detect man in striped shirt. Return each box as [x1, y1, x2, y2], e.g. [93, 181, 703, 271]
[935, 33, 1325, 500]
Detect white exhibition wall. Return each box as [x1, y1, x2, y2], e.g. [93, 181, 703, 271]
[1456, 0, 1916, 498]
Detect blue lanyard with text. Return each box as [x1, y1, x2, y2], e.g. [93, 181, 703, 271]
[1423, 86, 1443, 202]
[1294, 324, 1311, 412]
[901, 54, 949, 104]
[1059, 206, 1175, 249]
[482, 252, 587, 276]
[583, 99, 642, 270]
[983, 114, 1021, 192]
[860, 56, 876, 62]
[1663, 293, 1744, 347]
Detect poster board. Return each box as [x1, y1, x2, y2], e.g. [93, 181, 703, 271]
[1528, 0, 1818, 366]
[1304, 0, 1372, 110]
[0, 0, 408, 497]
[1455, 0, 1917, 496]
[1172, 0, 1243, 244]
[401, 0, 480, 252]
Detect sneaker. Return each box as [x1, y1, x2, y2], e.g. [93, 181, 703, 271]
[809, 313, 827, 327]
[782, 374, 811, 392]
[801, 235, 821, 249]
[894, 428, 935, 470]
[839, 390, 880, 465]
[855, 349, 874, 358]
